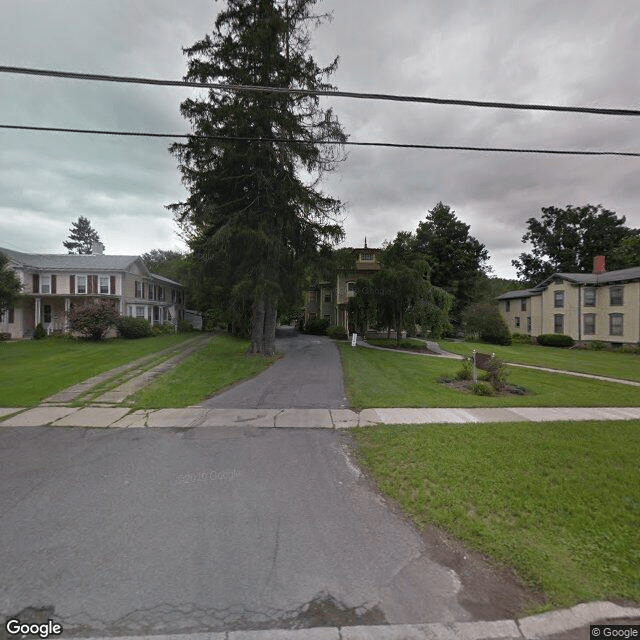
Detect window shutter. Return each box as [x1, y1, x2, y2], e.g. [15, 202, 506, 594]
[93, 275, 99, 294]
[51, 274, 57, 294]
[32, 274, 39, 293]
[110, 275, 116, 295]
[70, 275, 75, 294]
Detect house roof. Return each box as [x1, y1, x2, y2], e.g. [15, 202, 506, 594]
[150, 272, 183, 287]
[0, 247, 144, 272]
[498, 265, 640, 299]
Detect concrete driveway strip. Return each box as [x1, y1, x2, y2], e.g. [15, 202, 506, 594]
[198, 330, 347, 409]
[0, 426, 471, 636]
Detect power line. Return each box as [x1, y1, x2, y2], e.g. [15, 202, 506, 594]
[1, 123, 639, 156]
[1, 65, 640, 117]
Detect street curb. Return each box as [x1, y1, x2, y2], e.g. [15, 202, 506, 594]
[69, 601, 640, 640]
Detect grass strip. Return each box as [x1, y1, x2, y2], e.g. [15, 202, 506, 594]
[339, 343, 640, 409]
[129, 333, 278, 408]
[0, 334, 194, 406]
[351, 420, 640, 612]
[441, 340, 640, 382]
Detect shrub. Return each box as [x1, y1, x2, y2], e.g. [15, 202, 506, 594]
[471, 381, 494, 396]
[177, 319, 194, 333]
[33, 322, 47, 340]
[152, 321, 176, 336]
[455, 357, 473, 381]
[485, 357, 509, 391]
[620, 343, 640, 354]
[68, 300, 120, 341]
[462, 303, 512, 345]
[305, 317, 330, 335]
[511, 333, 533, 344]
[116, 316, 153, 339]
[587, 340, 607, 350]
[0, 332, 11, 341]
[327, 325, 348, 340]
[537, 334, 575, 348]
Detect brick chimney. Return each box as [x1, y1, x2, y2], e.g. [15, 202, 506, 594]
[593, 255, 606, 274]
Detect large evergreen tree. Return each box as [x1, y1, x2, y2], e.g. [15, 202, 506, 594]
[63, 216, 102, 254]
[413, 202, 490, 325]
[169, 0, 346, 355]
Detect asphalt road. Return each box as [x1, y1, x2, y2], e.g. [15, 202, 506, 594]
[0, 425, 471, 636]
[198, 328, 348, 409]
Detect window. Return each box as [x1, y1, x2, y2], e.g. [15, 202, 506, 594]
[514, 317, 520, 328]
[505, 300, 510, 312]
[135, 281, 143, 298]
[609, 313, 624, 336]
[347, 281, 355, 292]
[520, 299, 527, 312]
[554, 314, 564, 334]
[554, 290, 564, 308]
[136, 306, 145, 318]
[583, 313, 596, 335]
[324, 290, 332, 302]
[583, 287, 596, 307]
[76, 275, 87, 294]
[360, 252, 373, 261]
[308, 291, 318, 303]
[610, 286, 624, 306]
[99, 276, 109, 294]
[40, 275, 51, 294]
[44, 304, 52, 323]
[158, 287, 165, 301]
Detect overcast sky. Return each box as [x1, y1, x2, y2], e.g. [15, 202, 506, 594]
[1, 0, 639, 278]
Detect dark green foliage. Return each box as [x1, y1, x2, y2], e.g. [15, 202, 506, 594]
[169, 0, 346, 355]
[177, 319, 195, 333]
[116, 316, 153, 339]
[304, 317, 329, 335]
[68, 300, 120, 340]
[485, 357, 508, 390]
[537, 334, 575, 347]
[152, 321, 176, 336]
[471, 381, 494, 396]
[413, 202, 490, 324]
[462, 303, 512, 345]
[0, 252, 22, 315]
[512, 205, 638, 285]
[63, 216, 102, 255]
[0, 332, 12, 341]
[33, 323, 47, 340]
[609, 235, 640, 270]
[511, 333, 533, 344]
[455, 357, 473, 381]
[327, 325, 348, 339]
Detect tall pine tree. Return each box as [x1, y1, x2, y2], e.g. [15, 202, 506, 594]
[169, 0, 346, 354]
[63, 216, 102, 254]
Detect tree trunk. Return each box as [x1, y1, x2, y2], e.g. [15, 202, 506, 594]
[262, 298, 278, 356]
[250, 296, 265, 353]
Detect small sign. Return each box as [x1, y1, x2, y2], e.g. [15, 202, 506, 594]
[351, 332, 357, 347]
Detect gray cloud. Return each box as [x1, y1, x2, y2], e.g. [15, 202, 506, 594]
[0, 0, 638, 277]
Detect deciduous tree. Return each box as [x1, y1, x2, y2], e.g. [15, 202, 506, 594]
[0, 252, 22, 315]
[512, 204, 638, 285]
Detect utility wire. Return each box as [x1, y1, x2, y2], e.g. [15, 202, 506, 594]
[1, 65, 640, 117]
[1, 123, 638, 157]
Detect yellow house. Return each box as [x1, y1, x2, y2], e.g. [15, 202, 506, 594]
[0, 246, 184, 339]
[498, 257, 640, 345]
[304, 245, 381, 330]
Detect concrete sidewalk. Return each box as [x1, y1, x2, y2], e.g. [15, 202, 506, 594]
[1, 405, 639, 429]
[59, 601, 640, 639]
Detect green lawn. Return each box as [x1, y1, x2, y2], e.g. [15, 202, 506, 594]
[351, 420, 640, 611]
[130, 333, 278, 408]
[440, 339, 640, 382]
[339, 343, 640, 409]
[0, 334, 194, 406]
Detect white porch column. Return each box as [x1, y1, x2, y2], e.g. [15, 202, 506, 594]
[64, 298, 70, 331]
[34, 297, 41, 326]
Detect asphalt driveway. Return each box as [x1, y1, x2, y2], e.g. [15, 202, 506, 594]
[198, 328, 348, 409]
